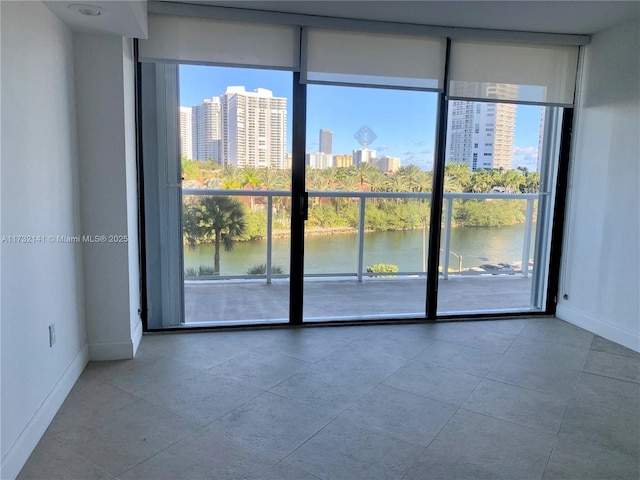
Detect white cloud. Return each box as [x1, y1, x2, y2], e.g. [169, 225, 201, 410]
[513, 146, 537, 157]
[512, 145, 538, 171]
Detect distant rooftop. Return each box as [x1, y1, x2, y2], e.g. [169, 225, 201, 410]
[225, 86, 274, 97]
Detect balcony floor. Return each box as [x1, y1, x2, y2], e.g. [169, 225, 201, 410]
[185, 275, 534, 325]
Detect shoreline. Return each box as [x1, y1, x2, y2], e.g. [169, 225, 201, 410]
[184, 221, 532, 247]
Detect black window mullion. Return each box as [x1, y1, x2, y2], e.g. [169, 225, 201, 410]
[545, 107, 573, 314]
[289, 71, 307, 325]
[426, 38, 452, 320]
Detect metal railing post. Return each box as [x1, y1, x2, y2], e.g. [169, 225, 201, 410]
[521, 198, 534, 278]
[442, 197, 453, 280]
[357, 196, 366, 282]
[266, 195, 273, 285]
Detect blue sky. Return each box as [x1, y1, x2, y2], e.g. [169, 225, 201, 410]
[180, 65, 542, 171]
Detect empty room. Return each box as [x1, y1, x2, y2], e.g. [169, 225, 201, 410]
[2, 1, 639, 479]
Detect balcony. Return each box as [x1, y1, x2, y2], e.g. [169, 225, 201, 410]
[182, 189, 541, 326]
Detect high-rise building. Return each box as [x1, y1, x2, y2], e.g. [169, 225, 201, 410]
[191, 97, 221, 163]
[446, 83, 517, 171]
[319, 129, 333, 155]
[372, 156, 400, 172]
[220, 86, 287, 169]
[306, 152, 333, 169]
[334, 154, 353, 168]
[179, 107, 193, 160]
[284, 153, 293, 170]
[353, 148, 375, 165]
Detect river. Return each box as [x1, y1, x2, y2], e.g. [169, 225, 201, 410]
[183, 224, 535, 276]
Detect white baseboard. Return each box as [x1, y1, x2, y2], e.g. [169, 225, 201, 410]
[556, 304, 640, 352]
[89, 319, 143, 361]
[89, 340, 134, 361]
[0, 343, 89, 480]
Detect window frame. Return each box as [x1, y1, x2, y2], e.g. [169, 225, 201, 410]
[135, 10, 581, 330]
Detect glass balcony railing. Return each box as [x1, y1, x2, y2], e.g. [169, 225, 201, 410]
[182, 188, 540, 282]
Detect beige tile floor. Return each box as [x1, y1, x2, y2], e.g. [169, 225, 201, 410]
[18, 317, 640, 480]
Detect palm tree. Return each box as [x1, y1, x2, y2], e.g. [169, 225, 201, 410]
[366, 170, 388, 206]
[276, 169, 293, 214]
[523, 171, 541, 193]
[242, 167, 262, 189]
[388, 174, 410, 193]
[307, 173, 329, 206]
[396, 164, 422, 192]
[242, 167, 262, 209]
[470, 169, 492, 193]
[445, 162, 472, 192]
[258, 168, 285, 191]
[489, 169, 504, 191]
[444, 174, 463, 193]
[320, 167, 340, 189]
[367, 170, 388, 193]
[502, 169, 524, 193]
[414, 170, 433, 193]
[308, 174, 330, 192]
[334, 167, 351, 183]
[338, 174, 358, 192]
[350, 162, 379, 190]
[221, 165, 243, 190]
[183, 196, 247, 275]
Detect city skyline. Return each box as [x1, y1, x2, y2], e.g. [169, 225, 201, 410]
[182, 86, 287, 169]
[180, 64, 542, 171]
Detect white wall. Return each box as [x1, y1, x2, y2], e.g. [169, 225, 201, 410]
[0, 3, 88, 478]
[557, 18, 640, 352]
[123, 39, 143, 341]
[74, 34, 142, 360]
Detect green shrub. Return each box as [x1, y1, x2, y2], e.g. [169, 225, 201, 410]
[366, 263, 399, 277]
[185, 265, 217, 277]
[237, 209, 267, 241]
[453, 199, 526, 227]
[198, 265, 216, 276]
[246, 264, 284, 275]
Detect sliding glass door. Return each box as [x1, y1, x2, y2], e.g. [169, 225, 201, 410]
[180, 65, 293, 326]
[302, 84, 438, 321]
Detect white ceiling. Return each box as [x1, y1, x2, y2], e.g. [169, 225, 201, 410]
[44, 0, 639, 38]
[170, 0, 640, 35]
[45, 1, 148, 37]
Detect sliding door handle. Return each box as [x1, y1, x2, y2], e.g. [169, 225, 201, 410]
[301, 191, 309, 221]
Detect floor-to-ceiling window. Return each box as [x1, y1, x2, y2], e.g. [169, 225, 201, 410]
[435, 37, 578, 316]
[138, 15, 300, 329]
[437, 102, 563, 314]
[137, 10, 580, 329]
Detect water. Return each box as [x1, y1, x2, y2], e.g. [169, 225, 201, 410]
[183, 224, 534, 276]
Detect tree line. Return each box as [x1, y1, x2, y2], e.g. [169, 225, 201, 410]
[182, 159, 540, 274]
[182, 158, 541, 194]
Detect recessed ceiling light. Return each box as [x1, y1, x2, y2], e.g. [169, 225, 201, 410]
[67, 4, 104, 17]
